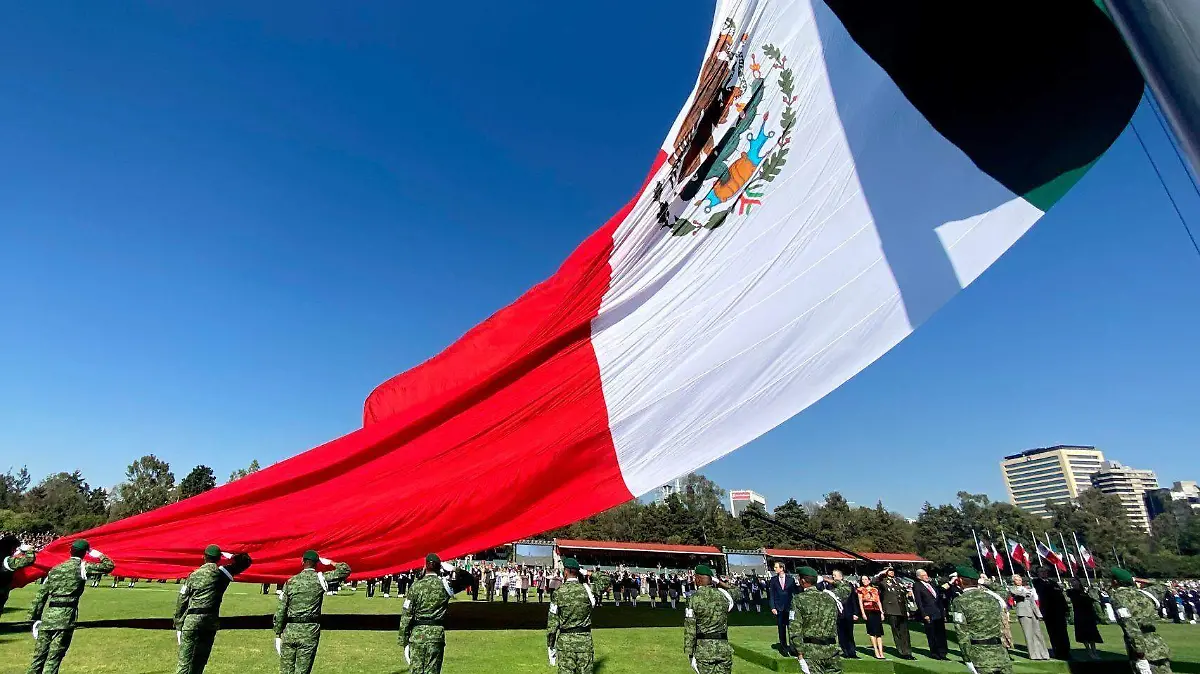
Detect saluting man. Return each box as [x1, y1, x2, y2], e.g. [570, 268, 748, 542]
[1111, 567, 1172, 674]
[27, 539, 115, 674]
[546, 558, 596, 674]
[789, 566, 841, 674]
[174, 544, 253, 674]
[1, 534, 36, 614]
[949, 565, 1012, 674]
[399, 553, 472, 674]
[684, 564, 735, 674]
[274, 550, 352, 674]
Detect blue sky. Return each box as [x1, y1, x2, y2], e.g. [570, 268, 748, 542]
[3, 1, 1199, 518]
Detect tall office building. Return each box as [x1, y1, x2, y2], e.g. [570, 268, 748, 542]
[1091, 461, 1160, 533]
[729, 490, 767, 516]
[656, 477, 683, 503]
[1146, 480, 1200, 522]
[1000, 445, 1106, 517]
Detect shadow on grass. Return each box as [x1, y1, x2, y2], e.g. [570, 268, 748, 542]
[0, 602, 777, 633]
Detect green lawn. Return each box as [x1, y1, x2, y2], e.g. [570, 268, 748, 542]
[2, 583, 1198, 674]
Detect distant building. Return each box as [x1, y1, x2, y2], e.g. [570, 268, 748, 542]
[656, 477, 683, 504]
[1001, 445, 1106, 517]
[1146, 480, 1200, 522]
[729, 489, 767, 516]
[1090, 461, 1159, 533]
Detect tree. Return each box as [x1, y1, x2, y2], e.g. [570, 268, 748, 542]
[111, 455, 176, 519]
[178, 465, 217, 500]
[229, 459, 261, 482]
[811, 492, 854, 547]
[0, 467, 31, 510]
[20, 471, 108, 534]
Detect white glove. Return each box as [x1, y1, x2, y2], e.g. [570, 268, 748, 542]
[798, 657, 812, 674]
[32, 620, 41, 640]
[221, 552, 234, 560]
[548, 647, 557, 666]
[275, 637, 282, 656]
[690, 656, 700, 673]
[87, 549, 104, 559]
[319, 557, 333, 566]
[1136, 660, 1152, 674]
[176, 630, 182, 646]
[967, 664, 979, 674]
[18, 544, 33, 553]
[404, 645, 411, 664]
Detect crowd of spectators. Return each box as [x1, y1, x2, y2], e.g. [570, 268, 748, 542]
[0, 531, 55, 551]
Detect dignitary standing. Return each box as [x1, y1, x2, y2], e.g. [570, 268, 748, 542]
[856, 574, 886, 660]
[27, 540, 115, 674]
[829, 570, 858, 659]
[1033, 567, 1071, 660]
[878, 566, 914, 660]
[1008, 574, 1050, 660]
[913, 569, 948, 660]
[274, 550, 351, 674]
[1067, 578, 1103, 659]
[768, 560, 797, 654]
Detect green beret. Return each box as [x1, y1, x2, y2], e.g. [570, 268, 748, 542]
[1111, 567, 1134, 585]
[694, 564, 714, 577]
[302, 550, 320, 563]
[562, 558, 580, 570]
[796, 566, 820, 578]
[955, 565, 980, 580]
[204, 544, 222, 558]
[426, 553, 441, 565]
[70, 539, 90, 556]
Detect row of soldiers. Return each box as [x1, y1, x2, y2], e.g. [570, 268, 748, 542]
[2, 535, 1178, 674]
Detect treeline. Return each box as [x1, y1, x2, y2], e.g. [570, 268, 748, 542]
[4, 460, 1198, 578]
[0, 456, 261, 534]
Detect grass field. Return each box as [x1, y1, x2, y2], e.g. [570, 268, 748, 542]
[2, 583, 1199, 674]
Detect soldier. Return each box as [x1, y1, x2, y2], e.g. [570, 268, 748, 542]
[790, 566, 841, 674]
[684, 564, 734, 674]
[546, 558, 596, 673]
[274, 550, 351, 674]
[398, 553, 468, 674]
[2, 534, 36, 614]
[1110, 567, 1172, 674]
[590, 568, 612, 607]
[27, 539, 115, 674]
[174, 544, 253, 674]
[949, 565, 1011, 674]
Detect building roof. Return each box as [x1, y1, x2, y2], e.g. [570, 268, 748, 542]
[556, 539, 722, 555]
[764, 548, 930, 564]
[1003, 445, 1097, 461]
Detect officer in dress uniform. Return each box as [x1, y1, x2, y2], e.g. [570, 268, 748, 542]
[274, 550, 352, 674]
[1111, 567, 1172, 674]
[684, 564, 734, 674]
[26, 539, 115, 674]
[546, 558, 596, 674]
[790, 566, 841, 674]
[950, 565, 1011, 674]
[174, 544, 253, 674]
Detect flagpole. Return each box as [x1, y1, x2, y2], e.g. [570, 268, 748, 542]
[1112, 544, 1122, 568]
[1058, 532, 1076, 579]
[1028, 532, 1043, 569]
[1072, 532, 1091, 587]
[971, 528, 988, 577]
[1000, 528, 1016, 577]
[1045, 532, 1062, 582]
[987, 529, 1007, 587]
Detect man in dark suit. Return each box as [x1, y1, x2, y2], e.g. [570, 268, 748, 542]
[913, 569, 948, 659]
[767, 560, 797, 654]
[1033, 567, 1071, 660]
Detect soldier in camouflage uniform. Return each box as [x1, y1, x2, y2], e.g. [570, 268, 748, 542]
[1110, 567, 1172, 674]
[27, 539, 115, 674]
[274, 550, 352, 674]
[399, 553, 456, 674]
[684, 564, 735, 674]
[546, 558, 596, 674]
[790, 566, 841, 674]
[2, 534, 36, 614]
[174, 544, 253, 674]
[949, 565, 1012, 674]
[590, 568, 612, 607]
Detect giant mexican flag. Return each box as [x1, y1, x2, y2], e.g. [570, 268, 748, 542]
[22, 0, 1143, 582]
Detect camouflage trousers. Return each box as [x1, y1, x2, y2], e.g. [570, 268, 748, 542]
[176, 628, 217, 674]
[558, 649, 595, 674]
[963, 644, 1013, 674]
[798, 643, 841, 674]
[280, 632, 321, 674]
[694, 639, 733, 674]
[27, 628, 74, 674]
[1143, 659, 1173, 674]
[408, 639, 445, 674]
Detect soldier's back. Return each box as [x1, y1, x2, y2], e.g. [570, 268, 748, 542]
[39, 558, 87, 630]
[791, 588, 840, 674]
[553, 582, 594, 653]
[951, 589, 1011, 674]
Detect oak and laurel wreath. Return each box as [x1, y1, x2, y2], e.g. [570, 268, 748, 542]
[756, 44, 795, 186]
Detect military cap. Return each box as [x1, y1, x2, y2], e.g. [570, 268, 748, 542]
[796, 566, 820, 578]
[70, 539, 90, 556]
[1111, 567, 1134, 584]
[562, 558, 580, 570]
[302, 550, 320, 563]
[426, 552, 441, 565]
[204, 544, 222, 558]
[694, 564, 714, 577]
[955, 565, 980, 580]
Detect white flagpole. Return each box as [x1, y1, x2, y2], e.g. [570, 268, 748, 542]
[1045, 532, 1062, 582]
[1058, 532, 1076, 579]
[971, 529, 988, 577]
[1000, 528, 1016, 577]
[1072, 532, 1091, 587]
